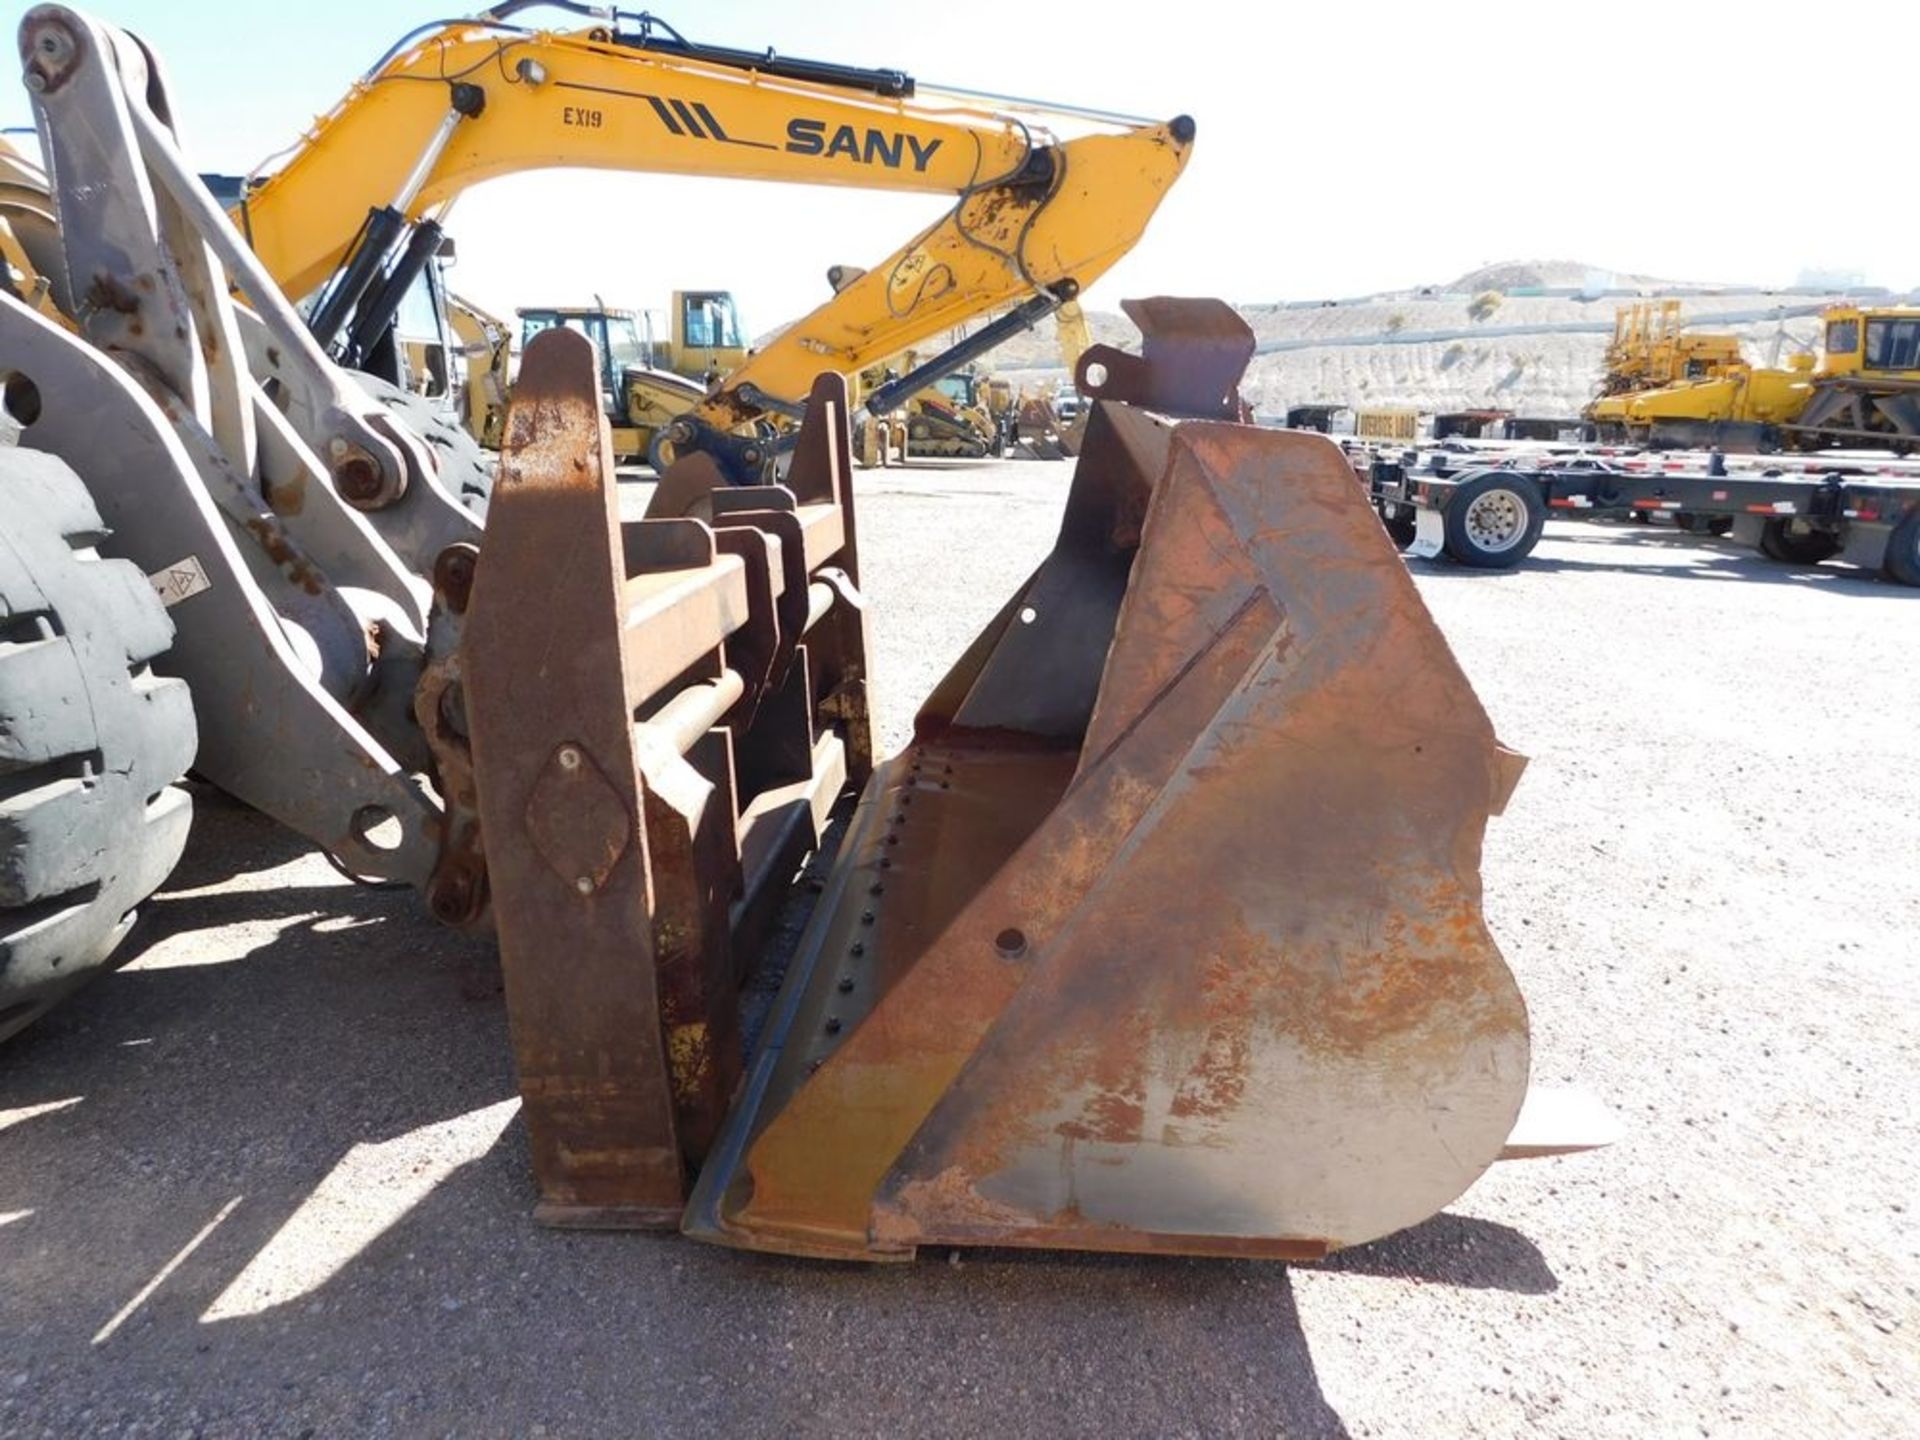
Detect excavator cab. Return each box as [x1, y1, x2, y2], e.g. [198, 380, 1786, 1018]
[1860, 311, 1920, 375]
[1814, 306, 1920, 380]
[1795, 305, 1920, 446]
[932, 370, 978, 408]
[669, 289, 749, 382]
[517, 305, 650, 407]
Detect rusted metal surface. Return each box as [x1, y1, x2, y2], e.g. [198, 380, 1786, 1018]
[416, 540, 489, 928]
[461, 328, 688, 1225]
[1074, 296, 1255, 419]
[463, 331, 871, 1223]
[685, 297, 1554, 1261]
[1011, 396, 1068, 460]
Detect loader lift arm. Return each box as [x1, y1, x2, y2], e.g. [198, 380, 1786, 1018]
[229, 5, 1193, 440]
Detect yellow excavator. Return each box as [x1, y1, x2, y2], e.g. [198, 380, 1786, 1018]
[1616, 305, 1920, 452]
[222, 2, 1193, 480]
[2, 4, 1613, 1263]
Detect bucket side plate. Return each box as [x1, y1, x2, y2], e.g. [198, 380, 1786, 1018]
[689, 417, 1532, 1259]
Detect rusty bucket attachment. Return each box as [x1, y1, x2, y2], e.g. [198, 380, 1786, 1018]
[681, 298, 1602, 1261]
[1009, 395, 1069, 460]
[467, 305, 1608, 1257]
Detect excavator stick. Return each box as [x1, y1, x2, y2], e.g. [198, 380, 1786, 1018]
[467, 302, 1602, 1256]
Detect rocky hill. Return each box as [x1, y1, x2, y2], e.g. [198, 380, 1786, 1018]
[979, 261, 1907, 420]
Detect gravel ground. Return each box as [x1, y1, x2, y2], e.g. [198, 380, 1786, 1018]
[2, 458, 1915, 1438]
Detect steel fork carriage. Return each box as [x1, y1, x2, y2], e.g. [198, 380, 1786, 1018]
[463, 332, 871, 1222]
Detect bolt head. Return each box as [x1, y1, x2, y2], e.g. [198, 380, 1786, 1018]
[557, 745, 582, 771]
[431, 543, 478, 613]
[574, 876, 593, 895]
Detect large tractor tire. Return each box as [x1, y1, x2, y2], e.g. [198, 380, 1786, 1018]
[0, 449, 196, 1042]
[352, 373, 495, 516]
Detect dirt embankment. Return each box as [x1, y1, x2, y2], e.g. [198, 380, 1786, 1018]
[985, 260, 1888, 419]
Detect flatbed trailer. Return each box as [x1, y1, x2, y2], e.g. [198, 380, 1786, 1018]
[1361, 449, 1920, 586]
[1341, 434, 1920, 480]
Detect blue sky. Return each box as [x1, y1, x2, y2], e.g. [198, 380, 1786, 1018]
[10, 1, 1912, 334]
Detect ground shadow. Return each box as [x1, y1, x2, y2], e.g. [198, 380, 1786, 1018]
[1320, 1210, 1558, 1294]
[154, 781, 339, 893]
[0, 801, 1556, 1437]
[1410, 524, 1912, 594]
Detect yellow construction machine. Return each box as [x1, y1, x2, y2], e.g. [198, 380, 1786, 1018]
[851, 298, 1098, 464]
[1616, 305, 1920, 452]
[1, 5, 1612, 1263]
[221, 3, 1195, 481]
[447, 291, 512, 447]
[511, 291, 747, 461]
[904, 367, 1001, 457]
[854, 348, 1002, 460]
[1585, 300, 1745, 441]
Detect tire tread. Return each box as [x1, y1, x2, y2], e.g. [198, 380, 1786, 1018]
[0, 449, 196, 1042]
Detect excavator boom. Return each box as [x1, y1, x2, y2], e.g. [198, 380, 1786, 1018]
[228, 10, 1192, 433]
[242, 20, 1048, 298]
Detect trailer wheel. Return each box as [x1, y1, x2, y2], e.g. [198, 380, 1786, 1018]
[353, 373, 494, 516]
[1, 449, 196, 1042]
[1681, 513, 1734, 536]
[1757, 518, 1842, 566]
[1443, 474, 1544, 568]
[1882, 510, 1920, 587]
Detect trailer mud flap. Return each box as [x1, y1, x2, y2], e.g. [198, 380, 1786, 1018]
[685, 302, 1566, 1260]
[1410, 504, 1445, 558]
